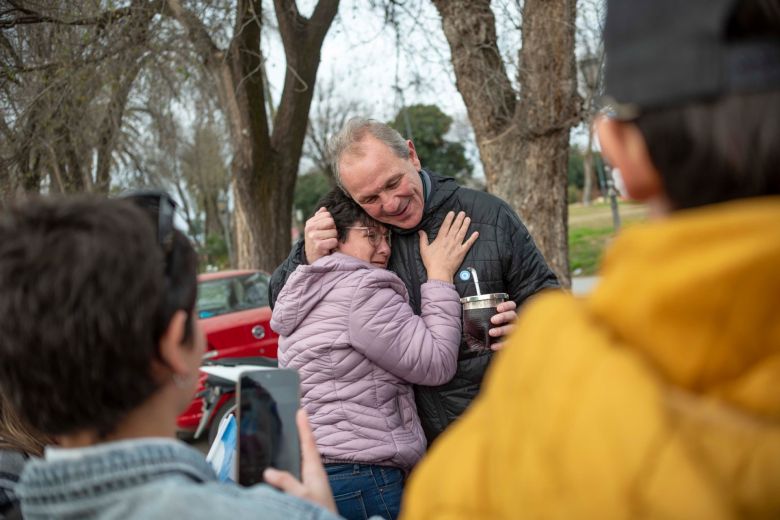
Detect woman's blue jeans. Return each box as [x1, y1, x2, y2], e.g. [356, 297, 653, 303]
[325, 463, 404, 520]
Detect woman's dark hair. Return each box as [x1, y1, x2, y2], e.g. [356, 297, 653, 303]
[0, 195, 198, 438]
[635, 1, 780, 210]
[315, 187, 381, 242]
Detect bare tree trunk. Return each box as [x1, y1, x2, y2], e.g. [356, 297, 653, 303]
[17, 103, 45, 193]
[93, 1, 161, 192]
[21, 154, 42, 193]
[432, 0, 579, 287]
[168, 0, 337, 271]
[499, 0, 579, 287]
[43, 143, 65, 193]
[0, 167, 16, 208]
[62, 136, 87, 192]
[0, 113, 18, 207]
[202, 193, 222, 238]
[233, 166, 294, 270]
[95, 57, 146, 193]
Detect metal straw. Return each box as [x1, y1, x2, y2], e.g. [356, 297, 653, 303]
[468, 267, 481, 296]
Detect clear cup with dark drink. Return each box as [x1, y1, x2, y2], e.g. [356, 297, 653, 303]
[461, 293, 508, 352]
[459, 267, 508, 353]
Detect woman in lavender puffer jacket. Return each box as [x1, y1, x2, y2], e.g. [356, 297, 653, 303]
[270, 188, 477, 520]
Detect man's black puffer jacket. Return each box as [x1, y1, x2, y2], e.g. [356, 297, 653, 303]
[269, 172, 559, 444]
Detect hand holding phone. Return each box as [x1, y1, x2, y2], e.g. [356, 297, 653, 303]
[238, 369, 336, 514]
[264, 410, 337, 514]
[237, 369, 301, 485]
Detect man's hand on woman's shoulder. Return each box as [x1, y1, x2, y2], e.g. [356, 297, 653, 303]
[304, 207, 338, 264]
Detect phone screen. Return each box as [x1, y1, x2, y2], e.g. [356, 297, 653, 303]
[237, 369, 301, 485]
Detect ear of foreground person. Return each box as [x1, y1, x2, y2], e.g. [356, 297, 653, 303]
[400, 200, 780, 519]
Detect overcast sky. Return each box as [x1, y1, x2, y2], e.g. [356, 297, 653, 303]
[258, 0, 602, 178]
[265, 1, 467, 119]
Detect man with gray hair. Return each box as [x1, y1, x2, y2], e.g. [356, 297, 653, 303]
[270, 118, 558, 443]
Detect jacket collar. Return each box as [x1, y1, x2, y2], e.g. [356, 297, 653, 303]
[393, 170, 459, 236]
[18, 438, 215, 506]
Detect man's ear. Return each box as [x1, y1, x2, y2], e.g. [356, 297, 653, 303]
[157, 310, 190, 376]
[596, 116, 664, 202]
[407, 140, 422, 171]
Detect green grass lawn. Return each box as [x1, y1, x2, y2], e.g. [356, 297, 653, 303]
[568, 201, 648, 275]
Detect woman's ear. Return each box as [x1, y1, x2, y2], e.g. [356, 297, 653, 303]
[596, 116, 664, 202]
[157, 310, 190, 377]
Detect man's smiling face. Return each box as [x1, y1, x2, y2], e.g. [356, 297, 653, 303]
[338, 135, 425, 229]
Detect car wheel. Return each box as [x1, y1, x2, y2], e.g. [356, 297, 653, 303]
[207, 397, 237, 446]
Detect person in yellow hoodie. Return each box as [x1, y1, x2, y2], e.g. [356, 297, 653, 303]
[401, 0, 780, 518]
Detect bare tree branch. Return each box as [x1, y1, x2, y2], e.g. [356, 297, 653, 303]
[0, 1, 161, 30]
[164, 0, 222, 67]
[431, 0, 516, 141]
[0, 31, 22, 69]
[271, 0, 338, 154]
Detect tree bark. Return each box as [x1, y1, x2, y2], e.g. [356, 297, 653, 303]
[168, 0, 338, 272]
[3, 0, 162, 197]
[94, 1, 156, 193]
[432, 0, 579, 287]
[94, 57, 146, 193]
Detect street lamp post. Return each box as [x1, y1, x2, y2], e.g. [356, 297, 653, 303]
[579, 55, 600, 208]
[599, 159, 622, 231]
[579, 52, 620, 230]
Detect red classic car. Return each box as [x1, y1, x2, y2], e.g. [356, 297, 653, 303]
[177, 270, 279, 437]
[196, 270, 278, 360]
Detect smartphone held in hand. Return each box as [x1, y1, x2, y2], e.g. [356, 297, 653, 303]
[237, 368, 301, 485]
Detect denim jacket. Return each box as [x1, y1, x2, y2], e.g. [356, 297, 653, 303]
[0, 449, 26, 516]
[15, 438, 342, 520]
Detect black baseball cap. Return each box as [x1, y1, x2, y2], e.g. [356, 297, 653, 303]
[602, 0, 780, 119]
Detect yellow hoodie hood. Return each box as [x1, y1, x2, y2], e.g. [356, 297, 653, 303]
[402, 197, 780, 520]
[589, 197, 780, 417]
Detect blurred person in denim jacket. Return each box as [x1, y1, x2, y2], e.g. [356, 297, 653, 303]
[0, 194, 343, 520]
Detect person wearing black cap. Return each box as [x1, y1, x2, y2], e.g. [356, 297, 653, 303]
[400, 0, 780, 518]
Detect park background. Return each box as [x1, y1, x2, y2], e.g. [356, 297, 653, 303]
[0, 0, 646, 285]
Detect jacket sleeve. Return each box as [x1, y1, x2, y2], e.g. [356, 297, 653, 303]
[268, 239, 306, 310]
[497, 204, 560, 307]
[348, 276, 461, 386]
